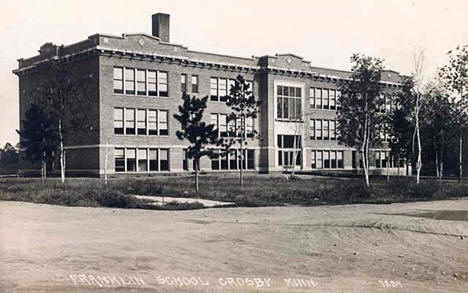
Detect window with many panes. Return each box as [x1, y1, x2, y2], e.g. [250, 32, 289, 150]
[211, 149, 255, 170]
[311, 150, 344, 169]
[310, 119, 338, 140]
[114, 148, 170, 172]
[114, 108, 167, 136]
[277, 134, 301, 167]
[113, 67, 171, 97]
[310, 88, 341, 111]
[277, 86, 302, 120]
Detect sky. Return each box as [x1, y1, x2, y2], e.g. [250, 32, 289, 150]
[1, 0, 467, 147]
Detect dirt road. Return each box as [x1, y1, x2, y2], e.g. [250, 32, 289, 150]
[1, 199, 467, 292]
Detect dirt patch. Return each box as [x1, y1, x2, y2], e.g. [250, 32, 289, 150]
[1, 199, 468, 292]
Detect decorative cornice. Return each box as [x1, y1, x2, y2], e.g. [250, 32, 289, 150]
[13, 45, 402, 87]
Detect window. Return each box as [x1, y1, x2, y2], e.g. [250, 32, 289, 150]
[336, 90, 342, 109]
[330, 90, 336, 110]
[221, 152, 228, 170]
[277, 86, 302, 120]
[316, 151, 323, 169]
[309, 87, 315, 109]
[228, 79, 235, 96]
[323, 89, 329, 110]
[337, 151, 344, 168]
[115, 148, 125, 172]
[115, 148, 171, 173]
[323, 151, 330, 168]
[125, 68, 135, 95]
[137, 69, 146, 95]
[315, 88, 322, 109]
[277, 96, 283, 118]
[137, 109, 146, 135]
[330, 151, 337, 168]
[219, 114, 227, 137]
[159, 110, 168, 135]
[126, 149, 136, 172]
[158, 71, 168, 97]
[229, 150, 237, 170]
[323, 120, 329, 140]
[247, 81, 253, 93]
[312, 150, 344, 169]
[149, 149, 158, 171]
[311, 151, 316, 168]
[246, 117, 254, 137]
[211, 150, 220, 170]
[309, 119, 315, 139]
[138, 149, 148, 172]
[247, 150, 255, 169]
[376, 151, 389, 168]
[316, 120, 322, 140]
[125, 108, 135, 135]
[210, 78, 218, 101]
[277, 134, 301, 167]
[191, 75, 198, 93]
[211, 149, 254, 170]
[114, 108, 124, 134]
[330, 120, 336, 140]
[148, 70, 157, 96]
[148, 110, 157, 135]
[113, 67, 123, 94]
[160, 149, 169, 171]
[228, 117, 236, 137]
[219, 78, 228, 102]
[181, 74, 187, 93]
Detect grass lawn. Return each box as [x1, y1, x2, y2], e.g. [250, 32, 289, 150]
[0, 173, 467, 209]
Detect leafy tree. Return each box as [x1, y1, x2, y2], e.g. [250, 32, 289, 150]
[420, 81, 456, 179]
[439, 45, 468, 182]
[388, 77, 415, 176]
[174, 93, 218, 193]
[220, 75, 260, 187]
[337, 54, 385, 187]
[16, 104, 59, 180]
[32, 60, 93, 183]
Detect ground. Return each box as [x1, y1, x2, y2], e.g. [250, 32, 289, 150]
[1, 199, 467, 292]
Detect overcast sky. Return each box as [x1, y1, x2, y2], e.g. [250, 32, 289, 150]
[1, 0, 467, 147]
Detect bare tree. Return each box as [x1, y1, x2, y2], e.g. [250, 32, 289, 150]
[412, 47, 425, 185]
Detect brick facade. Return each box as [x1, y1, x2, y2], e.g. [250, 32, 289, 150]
[14, 13, 407, 177]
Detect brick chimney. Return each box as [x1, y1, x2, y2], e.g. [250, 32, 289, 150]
[152, 13, 170, 43]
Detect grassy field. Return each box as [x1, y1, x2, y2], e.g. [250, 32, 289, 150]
[0, 174, 467, 209]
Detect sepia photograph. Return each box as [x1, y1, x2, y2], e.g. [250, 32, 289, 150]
[0, 0, 467, 292]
